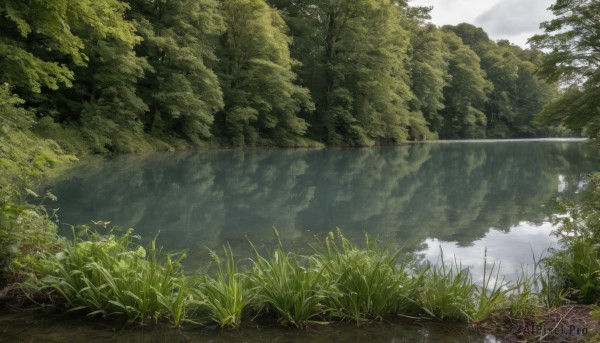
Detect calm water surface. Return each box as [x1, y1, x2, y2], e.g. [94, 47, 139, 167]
[43, 140, 597, 270]
[9, 140, 594, 342]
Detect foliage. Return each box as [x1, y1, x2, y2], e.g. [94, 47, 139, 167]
[418, 254, 477, 321]
[507, 267, 543, 318]
[0, 201, 62, 284]
[247, 231, 325, 327]
[0, 84, 73, 283]
[471, 253, 511, 322]
[129, 0, 224, 144]
[311, 230, 417, 323]
[530, 0, 600, 139]
[405, 23, 450, 138]
[0, 0, 138, 93]
[0, 0, 562, 150]
[444, 23, 558, 139]
[553, 175, 600, 248]
[438, 30, 490, 139]
[33, 226, 193, 327]
[215, 0, 314, 147]
[0, 84, 74, 201]
[14, 225, 597, 330]
[543, 175, 600, 304]
[193, 245, 250, 328]
[545, 238, 600, 304]
[269, 0, 420, 145]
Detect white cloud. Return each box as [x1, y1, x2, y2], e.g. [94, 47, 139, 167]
[409, 0, 502, 25]
[409, 0, 555, 47]
[474, 0, 554, 36]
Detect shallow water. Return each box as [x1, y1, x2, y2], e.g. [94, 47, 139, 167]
[0, 304, 498, 343]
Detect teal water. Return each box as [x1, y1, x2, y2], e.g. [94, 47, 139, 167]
[8, 139, 595, 342]
[43, 140, 596, 267]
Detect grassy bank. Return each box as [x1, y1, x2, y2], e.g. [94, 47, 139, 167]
[6, 229, 526, 326]
[0, 84, 73, 292]
[4, 226, 596, 341]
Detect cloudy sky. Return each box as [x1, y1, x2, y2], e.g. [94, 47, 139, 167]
[409, 0, 555, 47]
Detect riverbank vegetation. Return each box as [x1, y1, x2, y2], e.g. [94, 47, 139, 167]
[5, 224, 600, 342]
[0, 229, 563, 327]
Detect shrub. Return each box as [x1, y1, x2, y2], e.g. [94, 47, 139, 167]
[312, 230, 416, 324]
[247, 230, 326, 328]
[34, 226, 193, 327]
[193, 245, 250, 328]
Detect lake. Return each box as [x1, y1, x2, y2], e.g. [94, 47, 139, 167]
[43, 140, 597, 275]
[9, 139, 594, 342]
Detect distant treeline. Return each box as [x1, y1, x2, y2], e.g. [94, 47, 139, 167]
[0, 0, 563, 153]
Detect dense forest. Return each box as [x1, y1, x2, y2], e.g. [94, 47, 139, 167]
[0, 0, 565, 155]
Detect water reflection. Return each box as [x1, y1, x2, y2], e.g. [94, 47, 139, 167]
[44, 141, 597, 267]
[419, 222, 558, 284]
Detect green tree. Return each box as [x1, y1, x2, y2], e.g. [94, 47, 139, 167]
[321, 0, 417, 145]
[0, 84, 71, 202]
[509, 46, 558, 137]
[530, 0, 600, 138]
[438, 31, 491, 138]
[269, 0, 419, 145]
[66, 32, 151, 152]
[406, 24, 450, 138]
[129, 0, 224, 143]
[479, 44, 520, 137]
[0, 0, 163, 153]
[215, 0, 314, 147]
[447, 23, 557, 138]
[37, 2, 150, 152]
[0, 0, 139, 93]
[445, 24, 517, 137]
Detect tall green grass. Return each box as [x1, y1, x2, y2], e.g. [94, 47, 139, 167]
[36, 226, 193, 327]
[417, 250, 513, 323]
[20, 227, 571, 329]
[193, 245, 250, 328]
[543, 174, 600, 304]
[1, 197, 65, 284]
[418, 253, 476, 321]
[544, 238, 600, 304]
[471, 251, 511, 322]
[247, 230, 326, 328]
[507, 266, 542, 318]
[312, 230, 416, 324]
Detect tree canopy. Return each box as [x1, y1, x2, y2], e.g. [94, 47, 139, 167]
[530, 0, 600, 139]
[215, 0, 313, 146]
[0, 0, 564, 151]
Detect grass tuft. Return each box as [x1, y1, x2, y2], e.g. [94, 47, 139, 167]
[247, 229, 326, 328]
[312, 229, 414, 324]
[33, 225, 192, 327]
[193, 245, 250, 328]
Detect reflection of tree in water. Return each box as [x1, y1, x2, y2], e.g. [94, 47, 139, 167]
[297, 146, 432, 241]
[218, 151, 316, 256]
[46, 153, 227, 264]
[45, 142, 597, 262]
